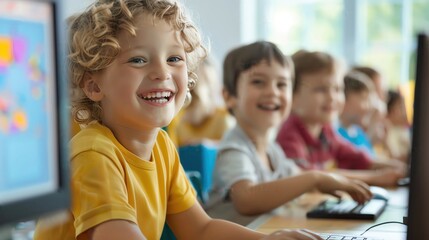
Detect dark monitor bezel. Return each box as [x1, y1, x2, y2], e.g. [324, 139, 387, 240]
[407, 32, 429, 240]
[0, 0, 70, 226]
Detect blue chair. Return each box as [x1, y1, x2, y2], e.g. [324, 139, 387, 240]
[179, 144, 217, 203]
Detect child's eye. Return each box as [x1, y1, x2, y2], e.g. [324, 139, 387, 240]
[167, 56, 183, 63]
[314, 86, 329, 93]
[277, 81, 288, 88]
[251, 79, 264, 85]
[128, 57, 146, 64]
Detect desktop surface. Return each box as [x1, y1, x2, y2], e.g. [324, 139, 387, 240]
[247, 187, 408, 240]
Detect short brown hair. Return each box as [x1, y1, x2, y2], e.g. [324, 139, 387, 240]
[69, 0, 206, 124]
[223, 41, 294, 96]
[351, 66, 380, 81]
[343, 71, 374, 99]
[291, 50, 338, 93]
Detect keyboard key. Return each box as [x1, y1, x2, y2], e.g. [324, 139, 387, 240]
[333, 201, 358, 213]
[359, 199, 387, 215]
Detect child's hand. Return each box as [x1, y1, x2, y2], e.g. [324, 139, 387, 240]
[315, 172, 372, 204]
[373, 158, 407, 176]
[386, 159, 407, 176]
[369, 168, 404, 187]
[261, 229, 322, 240]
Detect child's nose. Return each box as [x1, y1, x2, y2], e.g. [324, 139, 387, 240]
[148, 61, 171, 81]
[328, 88, 339, 100]
[266, 82, 279, 95]
[324, 89, 337, 104]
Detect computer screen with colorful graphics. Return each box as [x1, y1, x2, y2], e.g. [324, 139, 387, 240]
[0, 0, 69, 227]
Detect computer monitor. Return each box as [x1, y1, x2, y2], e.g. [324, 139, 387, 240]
[0, 0, 69, 228]
[406, 32, 429, 240]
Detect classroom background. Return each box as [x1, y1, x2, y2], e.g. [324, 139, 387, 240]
[65, 0, 429, 121]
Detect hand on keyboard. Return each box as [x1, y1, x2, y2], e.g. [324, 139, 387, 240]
[313, 171, 372, 204]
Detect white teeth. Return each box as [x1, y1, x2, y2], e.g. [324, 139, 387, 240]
[142, 91, 171, 99]
[259, 104, 280, 110]
[153, 98, 168, 103]
[140, 91, 172, 104]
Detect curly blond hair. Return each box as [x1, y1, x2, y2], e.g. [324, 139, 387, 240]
[68, 0, 206, 124]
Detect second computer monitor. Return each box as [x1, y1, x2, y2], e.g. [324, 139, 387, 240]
[0, 0, 69, 226]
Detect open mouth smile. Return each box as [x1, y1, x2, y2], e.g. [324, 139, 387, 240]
[138, 91, 173, 104]
[257, 103, 281, 111]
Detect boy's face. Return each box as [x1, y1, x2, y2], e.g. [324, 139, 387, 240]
[292, 70, 344, 125]
[86, 13, 188, 131]
[343, 90, 373, 126]
[226, 59, 292, 132]
[388, 98, 409, 126]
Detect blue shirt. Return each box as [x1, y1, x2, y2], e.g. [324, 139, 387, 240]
[337, 124, 374, 157]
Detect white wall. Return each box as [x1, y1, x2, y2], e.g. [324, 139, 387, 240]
[181, 0, 257, 66]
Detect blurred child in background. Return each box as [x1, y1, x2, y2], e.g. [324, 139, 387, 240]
[337, 71, 376, 157]
[210, 42, 371, 220]
[168, 58, 232, 147]
[385, 90, 411, 162]
[352, 66, 386, 102]
[352, 66, 388, 156]
[276, 50, 405, 187]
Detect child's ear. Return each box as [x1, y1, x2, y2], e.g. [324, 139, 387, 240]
[222, 88, 236, 110]
[82, 72, 103, 101]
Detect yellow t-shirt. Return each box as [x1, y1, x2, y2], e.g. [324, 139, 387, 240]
[34, 122, 196, 240]
[168, 108, 231, 147]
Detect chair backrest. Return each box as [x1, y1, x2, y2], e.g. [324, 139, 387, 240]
[179, 144, 217, 203]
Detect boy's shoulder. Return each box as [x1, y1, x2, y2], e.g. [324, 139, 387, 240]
[71, 121, 111, 140]
[70, 122, 119, 157]
[278, 115, 307, 140]
[219, 124, 243, 139]
[217, 125, 251, 152]
[280, 114, 302, 129]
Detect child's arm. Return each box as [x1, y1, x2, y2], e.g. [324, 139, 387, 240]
[370, 156, 407, 172]
[78, 220, 148, 240]
[334, 138, 406, 186]
[78, 203, 322, 240]
[334, 168, 403, 187]
[166, 201, 322, 240]
[226, 171, 371, 215]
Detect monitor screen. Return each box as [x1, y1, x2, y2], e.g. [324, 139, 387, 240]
[0, 0, 69, 226]
[407, 32, 429, 240]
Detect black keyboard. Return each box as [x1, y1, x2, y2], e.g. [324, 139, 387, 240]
[320, 233, 383, 240]
[307, 199, 387, 220]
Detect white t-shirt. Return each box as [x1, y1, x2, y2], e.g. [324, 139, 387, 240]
[211, 125, 300, 201]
